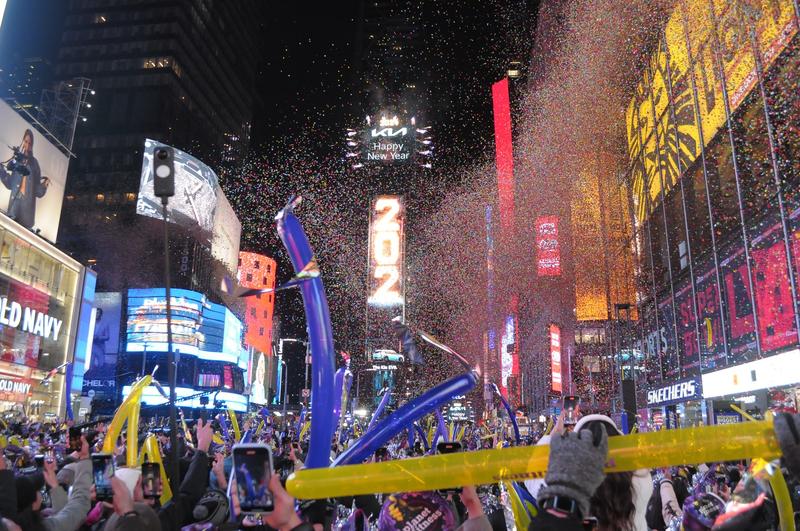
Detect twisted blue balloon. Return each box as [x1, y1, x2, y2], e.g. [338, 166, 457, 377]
[367, 389, 392, 432]
[493, 383, 520, 445]
[332, 371, 478, 466]
[275, 197, 336, 469]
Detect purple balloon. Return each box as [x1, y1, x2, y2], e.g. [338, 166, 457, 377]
[367, 388, 392, 432]
[275, 198, 336, 469]
[332, 371, 477, 466]
[492, 383, 520, 444]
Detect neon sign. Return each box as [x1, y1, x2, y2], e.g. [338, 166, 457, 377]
[550, 324, 562, 392]
[368, 196, 404, 306]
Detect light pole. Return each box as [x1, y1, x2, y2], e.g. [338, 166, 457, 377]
[279, 337, 310, 406]
[281, 359, 288, 418]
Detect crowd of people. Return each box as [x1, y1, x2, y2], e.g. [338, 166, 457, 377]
[0, 408, 799, 531]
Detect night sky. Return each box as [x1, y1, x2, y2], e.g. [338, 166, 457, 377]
[0, 0, 539, 382]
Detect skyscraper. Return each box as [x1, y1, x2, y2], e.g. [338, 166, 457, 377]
[54, 0, 264, 280]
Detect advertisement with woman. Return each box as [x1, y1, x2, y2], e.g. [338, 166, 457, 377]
[0, 101, 69, 242]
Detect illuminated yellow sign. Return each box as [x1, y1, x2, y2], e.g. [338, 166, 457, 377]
[627, 0, 798, 224]
[368, 196, 405, 306]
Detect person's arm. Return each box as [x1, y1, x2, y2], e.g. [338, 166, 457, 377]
[158, 418, 212, 530]
[32, 161, 47, 198]
[534, 425, 608, 528]
[41, 457, 92, 531]
[456, 486, 492, 531]
[109, 476, 159, 531]
[660, 473, 682, 525]
[42, 457, 67, 513]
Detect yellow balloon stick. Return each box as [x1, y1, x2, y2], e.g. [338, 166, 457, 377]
[103, 376, 152, 456]
[228, 407, 241, 442]
[286, 420, 780, 499]
[139, 434, 173, 505]
[730, 403, 758, 423]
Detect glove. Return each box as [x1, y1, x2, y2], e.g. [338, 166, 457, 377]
[537, 423, 608, 517]
[773, 413, 800, 479]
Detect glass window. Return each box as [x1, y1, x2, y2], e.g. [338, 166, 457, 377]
[731, 93, 776, 226]
[664, 186, 687, 277]
[764, 37, 800, 210]
[705, 136, 740, 241]
[685, 158, 713, 261]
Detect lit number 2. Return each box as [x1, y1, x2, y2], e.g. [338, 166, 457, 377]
[371, 198, 402, 303]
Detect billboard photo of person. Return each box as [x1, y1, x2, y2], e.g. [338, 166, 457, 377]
[91, 307, 110, 370]
[0, 129, 50, 229]
[251, 352, 267, 404]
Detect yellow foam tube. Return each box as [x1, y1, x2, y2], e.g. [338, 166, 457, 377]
[228, 407, 241, 442]
[504, 482, 532, 529]
[103, 375, 152, 455]
[139, 434, 173, 505]
[287, 420, 780, 499]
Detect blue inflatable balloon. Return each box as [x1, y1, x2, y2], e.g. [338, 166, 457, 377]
[275, 198, 336, 469]
[367, 389, 392, 432]
[493, 383, 520, 445]
[435, 408, 448, 442]
[414, 424, 429, 452]
[332, 371, 477, 466]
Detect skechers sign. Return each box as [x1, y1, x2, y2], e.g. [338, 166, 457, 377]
[646, 377, 701, 407]
[0, 296, 63, 341]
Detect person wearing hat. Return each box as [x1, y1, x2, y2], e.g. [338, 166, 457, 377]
[572, 414, 653, 531]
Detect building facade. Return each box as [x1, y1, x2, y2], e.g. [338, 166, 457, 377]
[624, 0, 800, 427]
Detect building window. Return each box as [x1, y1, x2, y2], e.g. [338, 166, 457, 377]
[95, 194, 105, 203]
[254, 260, 259, 269]
[143, 57, 171, 69]
[250, 308, 256, 317]
[246, 272, 252, 281]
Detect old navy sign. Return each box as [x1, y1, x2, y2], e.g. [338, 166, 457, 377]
[0, 296, 63, 341]
[646, 377, 701, 407]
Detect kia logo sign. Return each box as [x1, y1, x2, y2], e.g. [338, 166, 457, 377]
[646, 378, 700, 406]
[370, 127, 407, 137]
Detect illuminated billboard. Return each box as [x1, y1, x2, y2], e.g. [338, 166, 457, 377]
[238, 252, 276, 354]
[368, 196, 405, 306]
[364, 115, 411, 164]
[627, 0, 797, 223]
[550, 324, 562, 393]
[138, 139, 241, 273]
[126, 288, 246, 368]
[536, 216, 561, 276]
[0, 100, 70, 243]
[492, 77, 515, 235]
[345, 114, 433, 170]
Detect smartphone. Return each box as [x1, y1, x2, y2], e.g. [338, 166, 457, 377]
[563, 396, 581, 425]
[232, 444, 274, 514]
[436, 441, 462, 495]
[34, 455, 45, 468]
[141, 461, 161, 499]
[91, 453, 115, 502]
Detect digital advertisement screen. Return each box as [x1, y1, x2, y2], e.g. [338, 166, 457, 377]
[536, 216, 561, 277]
[249, 350, 269, 405]
[363, 115, 412, 164]
[0, 100, 70, 242]
[368, 196, 405, 306]
[238, 252, 276, 354]
[126, 288, 246, 366]
[550, 324, 562, 393]
[138, 139, 217, 234]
